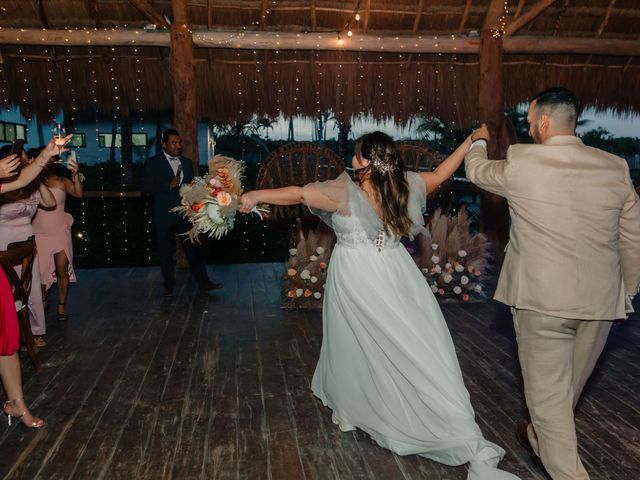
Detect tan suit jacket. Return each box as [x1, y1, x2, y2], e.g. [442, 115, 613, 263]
[465, 135, 640, 320]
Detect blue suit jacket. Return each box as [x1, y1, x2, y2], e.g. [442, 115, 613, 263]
[141, 152, 195, 225]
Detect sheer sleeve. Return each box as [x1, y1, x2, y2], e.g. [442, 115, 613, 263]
[406, 171, 428, 237]
[302, 171, 350, 227]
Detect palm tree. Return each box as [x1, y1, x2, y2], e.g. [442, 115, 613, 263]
[415, 117, 447, 145]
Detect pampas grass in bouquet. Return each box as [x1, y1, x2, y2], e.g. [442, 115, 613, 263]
[415, 207, 491, 301]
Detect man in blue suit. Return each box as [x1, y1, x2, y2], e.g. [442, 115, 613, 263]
[141, 128, 222, 296]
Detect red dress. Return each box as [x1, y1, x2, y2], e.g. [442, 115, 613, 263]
[0, 268, 19, 355]
[0, 182, 20, 355]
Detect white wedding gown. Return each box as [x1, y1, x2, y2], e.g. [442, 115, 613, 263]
[303, 172, 519, 480]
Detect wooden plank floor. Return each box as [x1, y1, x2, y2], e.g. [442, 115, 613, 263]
[1, 263, 639, 480]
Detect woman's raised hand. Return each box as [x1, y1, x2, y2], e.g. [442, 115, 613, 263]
[471, 124, 490, 142]
[0, 154, 20, 178]
[239, 191, 259, 214]
[41, 134, 73, 160]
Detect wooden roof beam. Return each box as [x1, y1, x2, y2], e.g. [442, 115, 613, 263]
[514, 0, 526, 19]
[86, 0, 102, 29]
[310, 0, 317, 31]
[260, 0, 269, 30]
[504, 0, 556, 37]
[413, 0, 426, 33]
[128, 0, 170, 30]
[363, 0, 371, 32]
[35, 0, 49, 29]
[458, 0, 473, 33]
[597, 0, 617, 37]
[3, 29, 640, 56]
[207, 0, 214, 28]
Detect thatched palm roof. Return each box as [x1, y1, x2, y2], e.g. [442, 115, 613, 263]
[0, 0, 639, 126]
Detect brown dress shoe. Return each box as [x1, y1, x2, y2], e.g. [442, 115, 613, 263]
[516, 419, 544, 468]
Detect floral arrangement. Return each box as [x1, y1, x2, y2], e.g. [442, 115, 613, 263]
[414, 207, 491, 301]
[172, 155, 267, 242]
[283, 225, 336, 309]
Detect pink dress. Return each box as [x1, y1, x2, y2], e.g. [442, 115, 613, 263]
[0, 190, 46, 336]
[0, 268, 20, 356]
[32, 187, 76, 290]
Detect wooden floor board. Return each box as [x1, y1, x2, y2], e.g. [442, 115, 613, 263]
[1, 264, 638, 479]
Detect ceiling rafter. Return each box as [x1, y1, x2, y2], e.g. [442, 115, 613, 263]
[363, 0, 371, 32]
[504, 0, 557, 36]
[207, 0, 214, 28]
[513, 0, 526, 19]
[310, 0, 317, 31]
[413, 0, 426, 33]
[458, 0, 472, 33]
[260, 0, 269, 30]
[35, 0, 49, 29]
[85, 0, 101, 29]
[483, 0, 506, 31]
[127, 0, 169, 30]
[597, 0, 616, 38]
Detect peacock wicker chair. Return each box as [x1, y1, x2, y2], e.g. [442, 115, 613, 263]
[396, 140, 454, 214]
[256, 142, 345, 227]
[396, 140, 443, 174]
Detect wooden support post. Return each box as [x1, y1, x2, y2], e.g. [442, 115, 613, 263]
[478, 30, 510, 255]
[170, 0, 199, 172]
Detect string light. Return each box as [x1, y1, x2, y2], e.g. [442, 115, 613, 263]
[132, 45, 152, 261]
[491, 1, 510, 38]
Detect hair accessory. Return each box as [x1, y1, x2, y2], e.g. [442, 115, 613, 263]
[370, 151, 396, 173]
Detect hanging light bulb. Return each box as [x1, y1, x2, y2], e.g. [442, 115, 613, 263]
[355, 12, 361, 21]
[347, 29, 353, 37]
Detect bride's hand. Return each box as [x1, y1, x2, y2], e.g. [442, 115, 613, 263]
[471, 124, 490, 142]
[239, 191, 259, 214]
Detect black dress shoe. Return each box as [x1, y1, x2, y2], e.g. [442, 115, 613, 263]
[516, 419, 544, 468]
[163, 286, 174, 297]
[200, 281, 223, 292]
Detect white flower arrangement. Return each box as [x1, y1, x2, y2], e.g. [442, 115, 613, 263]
[414, 207, 491, 302]
[283, 222, 335, 309]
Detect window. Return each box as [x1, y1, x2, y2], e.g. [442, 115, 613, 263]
[98, 133, 148, 148]
[0, 121, 27, 143]
[67, 132, 86, 148]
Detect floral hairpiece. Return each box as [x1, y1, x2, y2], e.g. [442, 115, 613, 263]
[370, 151, 397, 173]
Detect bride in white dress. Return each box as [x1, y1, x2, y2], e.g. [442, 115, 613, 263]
[240, 132, 519, 480]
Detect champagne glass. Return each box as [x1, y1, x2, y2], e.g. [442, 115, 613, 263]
[52, 123, 66, 152]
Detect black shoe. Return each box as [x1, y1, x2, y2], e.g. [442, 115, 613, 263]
[200, 281, 223, 292]
[516, 420, 544, 468]
[163, 286, 174, 297]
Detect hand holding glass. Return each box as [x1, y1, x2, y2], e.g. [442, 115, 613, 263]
[52, 123, 67, 151]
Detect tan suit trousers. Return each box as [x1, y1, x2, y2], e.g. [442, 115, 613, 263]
[512, 309, 612, 480]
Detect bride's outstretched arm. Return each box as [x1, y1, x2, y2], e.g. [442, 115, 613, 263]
[419, 135, 472, 193]
[239, 186, 304, 213]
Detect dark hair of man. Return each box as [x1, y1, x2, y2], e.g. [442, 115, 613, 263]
[162, 128, 180, 143]
[354, 131, 412, 238]
[531, 87, 580, 128]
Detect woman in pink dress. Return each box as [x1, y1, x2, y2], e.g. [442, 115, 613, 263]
[0, 138, 65, 428]
[0, 147, 56, 348]
[33, 152, 83, 321]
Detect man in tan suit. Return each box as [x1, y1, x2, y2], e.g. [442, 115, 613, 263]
[465, 87, 640, 480]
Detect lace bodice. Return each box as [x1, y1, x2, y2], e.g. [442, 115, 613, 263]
[303, 171, 427, 251]
[331, 214, 401, 251]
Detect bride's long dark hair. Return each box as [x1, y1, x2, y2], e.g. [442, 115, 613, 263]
[353, 131, 412, 237]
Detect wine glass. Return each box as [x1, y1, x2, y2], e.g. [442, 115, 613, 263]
[52, 123, 66, 151]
